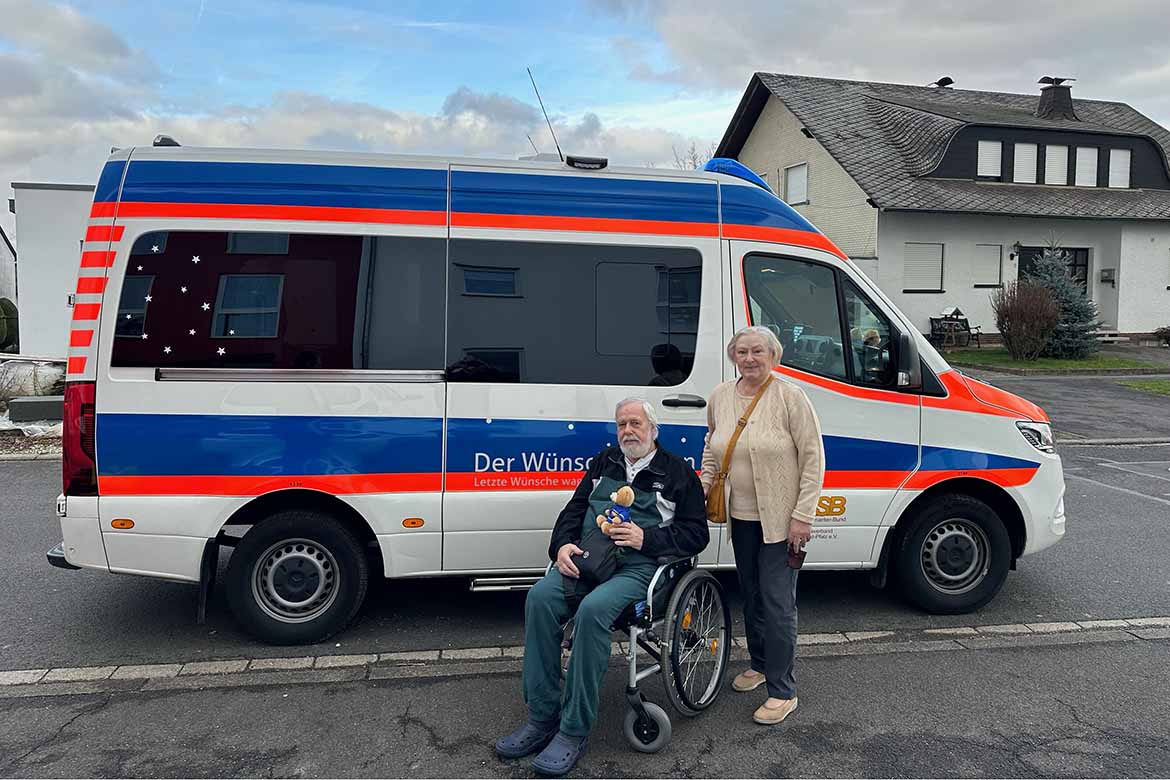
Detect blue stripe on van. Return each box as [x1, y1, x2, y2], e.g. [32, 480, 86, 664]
[921, 446, 1038, 471]
[117, 161, 448, 212]
[721, 184, 820, 232]
[96, 414, 442, 476]
[823, 435, 918, 471]
[451, 170, 719, 224]
[94, 161, 127, 204]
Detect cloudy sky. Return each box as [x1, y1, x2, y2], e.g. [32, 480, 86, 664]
[3, 0, 1170, 239]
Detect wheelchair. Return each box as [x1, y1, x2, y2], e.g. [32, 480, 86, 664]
[552, 556, 732, 753]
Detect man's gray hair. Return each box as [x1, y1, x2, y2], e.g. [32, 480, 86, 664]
[615, 397, 659, 434]
[727, 325, 784, 363]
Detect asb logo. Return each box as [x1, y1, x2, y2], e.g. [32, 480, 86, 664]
[816, 496, 847, 517]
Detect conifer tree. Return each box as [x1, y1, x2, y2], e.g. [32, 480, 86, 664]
[1029, 243, 1100, 359]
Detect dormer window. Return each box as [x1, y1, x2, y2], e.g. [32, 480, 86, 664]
[1013, 143, 1038, 183]
[977, 140, 1002, 179]
[1108, 149, 1131, 188]
[1075, 147, 1098, 186]
[1045, 145, 1069, 184]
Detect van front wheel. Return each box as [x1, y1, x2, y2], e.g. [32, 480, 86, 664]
[225, 510, 369, 644]
[894, 494, 1011, 614]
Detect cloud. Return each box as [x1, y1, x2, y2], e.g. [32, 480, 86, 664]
[593, 0, 1170, 125]
[441, 87, 541, 126]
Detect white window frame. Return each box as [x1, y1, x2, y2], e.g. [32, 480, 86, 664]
[1045, 145, 1069, 185]
[1013, 143, 1038, 184]
[977, 140, 1003, 178]
[213, 274, 285, 338]
[903, 242, 945, 293]
[972, 244, 1003, 287]
[784, 162, 808, 205]
[1075, 146, 1098, 187]
[1108, 148, 1131, 189]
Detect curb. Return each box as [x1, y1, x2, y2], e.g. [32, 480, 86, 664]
[1057, 437, 1170, 446]
[0, 452, 62, 461]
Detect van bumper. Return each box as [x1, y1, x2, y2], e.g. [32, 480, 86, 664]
[1016, 455, 1066, 557]
[47, 542, 81, 570]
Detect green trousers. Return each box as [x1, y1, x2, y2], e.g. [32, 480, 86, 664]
[522, 565, 654, 737]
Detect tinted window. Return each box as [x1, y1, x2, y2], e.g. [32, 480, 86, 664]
[743, 254, 846, 380]
[843, 281, 895, 387]
[110, 231, 444, 370]
[446, 239, 701, 386]
[462, 266, 517, 296]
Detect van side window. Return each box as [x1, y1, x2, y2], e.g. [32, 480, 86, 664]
[743, 254, 846, 381]
[842, 281, 896, 388]
[110, 231, 445, 370]
[446, 239, 701, 385]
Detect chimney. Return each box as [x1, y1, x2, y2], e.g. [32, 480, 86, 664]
[1036, 79, 1079, 121]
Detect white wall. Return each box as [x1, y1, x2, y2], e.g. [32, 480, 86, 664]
[737, 96, 878, 258]
[1117, 222, 1170, 332]
[11, 184, 95, 357]
[877, 211, 1135, 335]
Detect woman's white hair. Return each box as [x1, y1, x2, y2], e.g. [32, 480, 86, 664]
[615, 397, 659, 436]
[726, 325, 784, 364]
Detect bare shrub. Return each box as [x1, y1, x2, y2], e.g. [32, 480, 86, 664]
[991, 281, 1059, 361]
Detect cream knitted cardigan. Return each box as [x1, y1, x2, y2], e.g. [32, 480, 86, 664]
[700, 376, 825, 544]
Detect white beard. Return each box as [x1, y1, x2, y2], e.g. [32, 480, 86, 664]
[620, 438, 654, 460]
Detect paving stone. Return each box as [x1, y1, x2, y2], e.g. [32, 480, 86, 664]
[844, 631, 896, 641]
[248, 657, 314, 671]
[0, 669, 48, 685]
[111, 664, 182, 680]
[379, 650, 440, 663]
[959, 629, 1135, 651]
[314, 654, 378, 669]
[42, 666, 117, 682]
[975, 623, 1032, 634]
[179, 660, 249, 676]
[1129, 627, 1170, 640]
[796, 632, 848, 645]
[1127, 617, 1170, 627]
[924, 627, 979, 636]
[1076, 620, 1131, 629]
[1025, 622, 1081, 633]
[441, 647, 502, 660]
[501, 646, 525, 658]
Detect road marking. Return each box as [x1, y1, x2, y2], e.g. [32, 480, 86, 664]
[1099, 462, 1170, 483]
[1065, 473, 1170, 507]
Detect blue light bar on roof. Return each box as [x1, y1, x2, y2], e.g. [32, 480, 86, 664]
[703, 157, 775, 194]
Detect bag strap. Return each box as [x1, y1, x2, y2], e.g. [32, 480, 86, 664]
[715, 375, 773, 481]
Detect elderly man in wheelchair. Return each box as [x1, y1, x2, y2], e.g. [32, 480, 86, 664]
[495, 398, 731, 775]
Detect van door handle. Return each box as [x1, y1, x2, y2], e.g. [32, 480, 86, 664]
[661, 395, 707, 408]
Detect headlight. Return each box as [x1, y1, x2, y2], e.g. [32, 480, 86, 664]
[1016, 421, 1055, 453]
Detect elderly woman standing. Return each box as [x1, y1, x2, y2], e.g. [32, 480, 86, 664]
[701, 325, 825, 726]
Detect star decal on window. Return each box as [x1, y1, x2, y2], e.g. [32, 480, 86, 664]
[216, 347, 226, 356]
[163, 346, 172, 354]
[201, 302, 210, 311]
[151, 245, 160, 253]
[188, 329, 196, 335]
[141, 333, 149, 340]
[180, 286, 188, 294]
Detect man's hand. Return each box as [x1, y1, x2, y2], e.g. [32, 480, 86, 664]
[787, 518, 813, 548]
[556, 543, 583, 578]
[609, 522, 644, 551]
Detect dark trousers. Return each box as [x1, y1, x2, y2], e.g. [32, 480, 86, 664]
[730, 517, 799, 699]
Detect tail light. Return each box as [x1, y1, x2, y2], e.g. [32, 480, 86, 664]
[63, 381, 98, 495]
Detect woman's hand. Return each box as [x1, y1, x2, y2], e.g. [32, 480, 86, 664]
[787, 518, 813, 548]
[702, 482, 710, 498]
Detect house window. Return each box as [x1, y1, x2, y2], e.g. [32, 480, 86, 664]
[1108, 149, 1131, 189]
[1045, 145, 1069, 185]
[903, 242, 944, 292]
[212, 274, 284, 338]
[973, 244, 1003, 287]
[784, 163, 808, 204]
[1013, 143, 1037, 184]
[227, 232, 289, 254]
[977, 141, 1002, 178]
[1075, 147, 1098, 187]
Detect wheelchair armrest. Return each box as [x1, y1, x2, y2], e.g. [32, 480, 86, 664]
[645, 555, 696, 621]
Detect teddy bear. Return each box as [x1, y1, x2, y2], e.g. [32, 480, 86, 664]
[596, 485, 636, 536]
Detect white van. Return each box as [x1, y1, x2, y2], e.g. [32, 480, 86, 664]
[50, 143, 1065, 644]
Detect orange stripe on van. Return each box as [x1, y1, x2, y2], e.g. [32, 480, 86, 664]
[70, 330, 94, 347]
[452, 212, 720, 237]
[114, 201, 448, 226]
[80, 251, 117, 268]
[67, 356, 87, 374]
[98, 472, 443, 496]
[85, 225, 124, 242]
[904, 467, 1038, 490]
[72, 303, 101, 321]
[90, 202, 118, 218]
[722, 224, 849, 259]
[76, 277, 107, 294]
[774, 365, 921, 407]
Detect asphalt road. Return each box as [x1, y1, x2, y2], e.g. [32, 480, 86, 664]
[2, 445, 1169, 669]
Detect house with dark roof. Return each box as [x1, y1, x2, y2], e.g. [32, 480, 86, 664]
[715, 73, 1170, 337]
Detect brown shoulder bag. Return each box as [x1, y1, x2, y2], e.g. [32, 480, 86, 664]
[706, 375, 772, 524]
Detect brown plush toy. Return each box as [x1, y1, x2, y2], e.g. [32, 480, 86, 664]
[597, 485, 636, 535]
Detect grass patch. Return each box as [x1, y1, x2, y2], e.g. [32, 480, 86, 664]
[945, 348, 1157, 371]
[1116, 379, 1170, 397]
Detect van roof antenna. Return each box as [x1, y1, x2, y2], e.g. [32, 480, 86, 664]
[527, 67, 563, 163]
[526, 133, 540, 155]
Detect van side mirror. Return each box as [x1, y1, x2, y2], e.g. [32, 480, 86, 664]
[896, 331, 921, 389]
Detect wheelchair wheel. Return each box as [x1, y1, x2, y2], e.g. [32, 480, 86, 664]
[662, 569, 731, 716]
[623, 701, 672, 753]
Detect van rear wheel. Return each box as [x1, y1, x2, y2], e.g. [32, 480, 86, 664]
[225, 510, 369, 645]
[894, 494, 1011, 614]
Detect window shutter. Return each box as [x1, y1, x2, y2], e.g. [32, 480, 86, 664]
[1045, 145, 1068, 184]
[784, 163, 808, 204]
[904, 243, 944, 291]
[1013, 143, 1037, 183]
[973, 244, 1002, 286]
[977, 141, 1002, 177]
[1108, 149, 1131, 188]
[1075, 147, 1098, 186]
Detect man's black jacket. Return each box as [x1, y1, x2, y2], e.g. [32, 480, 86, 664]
[547, 445, 709, 562]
